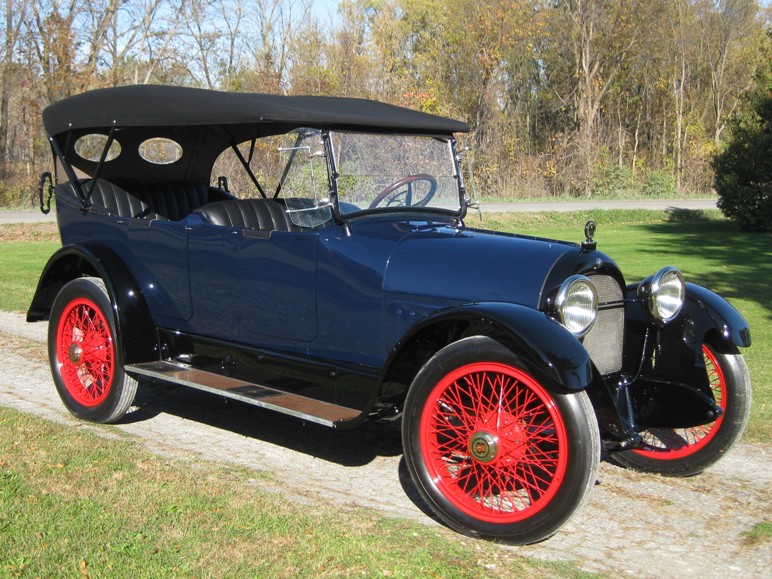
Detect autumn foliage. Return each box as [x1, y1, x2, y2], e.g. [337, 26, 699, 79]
[0, 0, 769, 206]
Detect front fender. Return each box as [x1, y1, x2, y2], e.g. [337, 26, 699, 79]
[656, 281, 750, 386]
[624, 281, 750, 386]
[396, 302, 593, 392]
[621, 282, 750, 429]
[27, 243, 156, 364]
[683, 282, 751, 348]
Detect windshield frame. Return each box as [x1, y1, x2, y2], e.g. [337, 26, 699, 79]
[324, 130, 467, 222]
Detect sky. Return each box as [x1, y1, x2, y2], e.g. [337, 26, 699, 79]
[312, 0, 341, 20]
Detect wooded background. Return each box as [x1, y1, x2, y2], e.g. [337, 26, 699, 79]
[1, 0, 769, 205]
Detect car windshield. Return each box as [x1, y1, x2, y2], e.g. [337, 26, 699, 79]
[330, 132, 461, 214]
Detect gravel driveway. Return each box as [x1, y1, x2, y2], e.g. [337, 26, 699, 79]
[0, 310, 769, 578]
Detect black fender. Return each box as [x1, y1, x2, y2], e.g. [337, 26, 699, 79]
[388, 301, 593, 393]
[682, 282, 751, 348]
[624, 281, 750, 384]
[27, 243, 157, 365]
[622, 282, 751, 429]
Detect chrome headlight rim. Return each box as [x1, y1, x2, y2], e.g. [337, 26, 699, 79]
[644, 266, 685, 324]
[554, 275, 598, 338]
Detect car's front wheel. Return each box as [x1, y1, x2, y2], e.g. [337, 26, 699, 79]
[49, 277, 137, 424]
[610, 343, 751, 477]
[402, 336, 600, 544]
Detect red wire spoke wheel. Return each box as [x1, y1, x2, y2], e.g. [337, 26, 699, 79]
[419, 362, 568, 523]
[611, 342, 751, 477]
[56, 296, 115, 407]
[633, 345, 725, 459]
[402, 336, 599, 544]
[48, 278, 138, 423]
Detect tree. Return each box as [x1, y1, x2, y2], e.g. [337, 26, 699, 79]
[714, 36, 772, 232]
[546, 0, 645, 196]
[697, 0, 760, 147]
[1, 0, 27, 170]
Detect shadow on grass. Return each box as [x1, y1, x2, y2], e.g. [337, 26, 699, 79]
[665, 208, 713, 222]
[640, 210, 771, 319]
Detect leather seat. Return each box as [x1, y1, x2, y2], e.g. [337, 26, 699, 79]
[195, 198, 301, 231]
[117, 180, 214, 221]
[59, 179, 227, 221]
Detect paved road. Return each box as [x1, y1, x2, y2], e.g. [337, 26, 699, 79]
[480, 198, 718, 213]
[0, 198, 718, 224]
[0, 199, 716, 225]
[0, 209, 56, 224]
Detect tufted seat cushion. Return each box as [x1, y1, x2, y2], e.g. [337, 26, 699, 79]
[59, 179, 229, 221]
[115, 180, 216, 221]
[195, 198, 301, 231]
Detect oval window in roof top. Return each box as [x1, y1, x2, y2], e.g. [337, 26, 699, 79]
[138, 137, 183, 165]
[74, 134, 121, 163]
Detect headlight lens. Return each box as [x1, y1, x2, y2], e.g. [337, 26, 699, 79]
[555, 275, 598, 337]
[644, 267, 685, 323]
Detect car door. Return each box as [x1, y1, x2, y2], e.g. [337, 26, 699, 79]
[187, 223, 318, 344]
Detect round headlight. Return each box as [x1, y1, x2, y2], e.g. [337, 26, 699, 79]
[555, 275, 598, 337]
[646, 267, 685, 323]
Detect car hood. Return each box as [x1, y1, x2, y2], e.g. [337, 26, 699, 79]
[382, 224, 580, 309]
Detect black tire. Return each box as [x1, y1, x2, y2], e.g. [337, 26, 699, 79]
[48, 277, 137, 423]
[610, 343, 751, 477]
[402, 336, 600, 544]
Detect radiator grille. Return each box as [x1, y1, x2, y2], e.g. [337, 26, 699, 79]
[582, 274, 625, 375]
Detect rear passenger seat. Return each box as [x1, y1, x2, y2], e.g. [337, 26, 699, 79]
[58, 178, 230, 221]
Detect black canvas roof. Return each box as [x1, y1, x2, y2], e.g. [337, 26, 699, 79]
[43, 85, 469, 137]
[45, 85, 469, 184]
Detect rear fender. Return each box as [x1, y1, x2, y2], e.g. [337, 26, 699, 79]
[390, 302, 593, 393]
[27, 244, 157, 364]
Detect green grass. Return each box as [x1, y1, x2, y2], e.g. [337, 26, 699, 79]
[742, 521, 772, 546]
[0, 407, 591, 578]
[0, 224, 59, 311]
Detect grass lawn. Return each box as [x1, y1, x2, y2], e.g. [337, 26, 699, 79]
[0, 224, 60, 312]
[0, 407, 585, 578]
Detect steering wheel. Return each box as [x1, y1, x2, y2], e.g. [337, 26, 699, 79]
[369, 173, 438, 209]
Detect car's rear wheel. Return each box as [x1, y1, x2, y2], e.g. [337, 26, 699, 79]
[610, 343, 751, 477]
[49, 277, 137, 423]
[402, 336, 600, 544]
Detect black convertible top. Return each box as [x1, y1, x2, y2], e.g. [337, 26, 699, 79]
[45, 85, 468, 184]
[43, 85, 469, 136]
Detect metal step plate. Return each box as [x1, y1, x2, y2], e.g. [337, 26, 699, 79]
[125, 360, 361, 427]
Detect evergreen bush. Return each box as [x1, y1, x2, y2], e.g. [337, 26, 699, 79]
[714, 57, 772, 232]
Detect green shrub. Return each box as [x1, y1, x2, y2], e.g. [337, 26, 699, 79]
[591, 163, 637, 197]
[642, 170, 677, 197]
[0, 181, 29, 208]
[714, 49, 772, 232]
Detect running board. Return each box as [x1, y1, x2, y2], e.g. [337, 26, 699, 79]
[125, 360, 362, 427]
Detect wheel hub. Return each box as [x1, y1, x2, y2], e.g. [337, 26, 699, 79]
[469, 431, 499, 463]
[68, 343, 83, 364]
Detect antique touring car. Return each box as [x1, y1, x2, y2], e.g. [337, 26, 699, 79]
[29, 85, 752, 544]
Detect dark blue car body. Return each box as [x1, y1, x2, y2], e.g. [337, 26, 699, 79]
[29, 86, 752, 544]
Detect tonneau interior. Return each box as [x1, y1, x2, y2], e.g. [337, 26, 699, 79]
[58, 179, 232, 221]
[57, 178, 326, 232]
